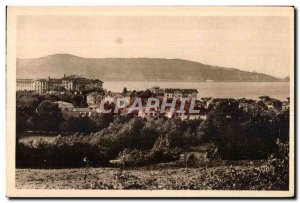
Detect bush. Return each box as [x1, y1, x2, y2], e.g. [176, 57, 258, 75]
[17, 103, 289, 169]
[210, 139, 289, 190]
[33, 100, 64, 131]
[16, 138, 109, 168]
[60, 117, 98, 133]
[16, 114, 201, 168]
[206, 144, 221, 161]
[118, 148, 151, 167]
[150, 136, 182, 163]
[200, 100, 289, 160]
[266, 139, 289, 189]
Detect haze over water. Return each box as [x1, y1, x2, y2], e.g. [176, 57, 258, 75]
[104, 81, 290, 101]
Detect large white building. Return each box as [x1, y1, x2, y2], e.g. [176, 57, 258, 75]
[164, 88, 198, 101]
[17, 79, 48, 93]
[16, 79, 34, 91]
[32, 79, 49, 94]
[62, 75, 103, 91]
[17, 74, 103, 94]
[149, 86, 198, 101]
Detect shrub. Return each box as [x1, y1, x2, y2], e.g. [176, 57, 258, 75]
[16, 138, 109, 168]
[33, 100, 64, 131]
[206, 144, 221, 161]
[117, 148, 151, 167]
[199, 101, 289, 160]
[150, 136, 182, 163]
[210, 139, 289, 190]
[60, 117, 98, 133]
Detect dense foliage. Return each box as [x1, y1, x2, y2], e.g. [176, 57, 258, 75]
[16, 92, 290, 187]
[16, 140, 289, 190]
[200, 101, 289, 160]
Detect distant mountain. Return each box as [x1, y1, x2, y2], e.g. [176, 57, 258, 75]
[17, 54, 282, 82]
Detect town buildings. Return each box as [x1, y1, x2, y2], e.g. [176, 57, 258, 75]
[61, 74, 103, 91]
[150, 86, 164, 95]
[17, 74, 103, 94]
[282, 97, 290, 110]
[86, 92, 105, 106]
[16, 79, 50, 94]
[32, 79, 49, 94]
[149, 86, 198, 101]
[282, 101, 290, 110]
[19, 77, 289, 120]
[104, 92, 131, 106]
[164, 88, 198, 101]
[54, 101, 75, 111]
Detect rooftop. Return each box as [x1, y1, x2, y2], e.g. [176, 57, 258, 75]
[17, 79, 33, 82]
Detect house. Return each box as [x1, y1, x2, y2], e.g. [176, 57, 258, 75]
[164, 109, 203, 120]
[16, 79, 34, 91]
[32, 79, 49, 94]
[282, 98, 290, 111]
[137, 106, 160, 118]
[164, 88, 198, 101]
[47, 77, 63, 90]
[87, 92, 105, 106]
[164, 109, 174, 119]
[188, 113, 201, 120]
[54, 101, 75, 111]
[150, 86, 164, 95]
[72, 107, 98, 117]
[200, 115, 208, 120]
[282, 101, 290, 110]
[89, 104, 101, 113]
[163, 108, 187, 120]
[105, 92, 130, 106]
[62, 74, 103, 91]
[267, 103, 275, 110]
[266, 99, 282, 110]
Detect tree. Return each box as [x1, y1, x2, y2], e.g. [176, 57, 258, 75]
[16, 91, 44, 134]
[60, 117, 97, 133]
[44, 94, 60, 102]
[53, 86, 66, 91]
[34, 100, 63, 131]
[122, 87, 128, 94]
[199, 100, 279, 160]
[72, 95, 87, 107]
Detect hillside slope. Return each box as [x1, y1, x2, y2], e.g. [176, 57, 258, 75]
[17, 54, 281, 82]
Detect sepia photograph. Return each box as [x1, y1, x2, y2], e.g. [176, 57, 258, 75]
[6, 6, 294, 197]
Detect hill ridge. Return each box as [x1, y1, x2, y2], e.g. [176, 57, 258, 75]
[17, 54, 282, 82]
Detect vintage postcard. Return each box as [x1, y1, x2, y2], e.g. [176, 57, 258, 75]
[6, 7, 294, 197]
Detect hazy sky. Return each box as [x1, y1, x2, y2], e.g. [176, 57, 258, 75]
[17, 15, 291, 77]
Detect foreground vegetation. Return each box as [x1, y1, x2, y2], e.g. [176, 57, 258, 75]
[16, 116, 289, 190]
[16, 91, 290, 190]
[16, 151, 288, 190]
[17, 99, 289, 168]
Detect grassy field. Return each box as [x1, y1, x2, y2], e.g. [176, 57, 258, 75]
[16, 160, 271, 190]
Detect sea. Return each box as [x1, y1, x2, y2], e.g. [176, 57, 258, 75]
[103, 81, 290, 101]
